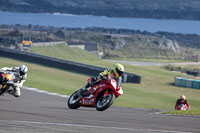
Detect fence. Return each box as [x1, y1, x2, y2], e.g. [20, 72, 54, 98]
[0, 47, 141, 83]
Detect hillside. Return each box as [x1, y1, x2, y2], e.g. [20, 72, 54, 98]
[0, 0, 200, 20]
[1, 25, 200, 61]
[31, 44, 101, 63]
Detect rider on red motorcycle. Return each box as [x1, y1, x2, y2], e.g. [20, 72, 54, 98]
[80, 63, 124, 96]
[175, 95, 191, 110]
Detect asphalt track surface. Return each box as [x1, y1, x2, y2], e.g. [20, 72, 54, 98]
[0, 88, 200, 133]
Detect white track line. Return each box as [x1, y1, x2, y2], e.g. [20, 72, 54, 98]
[22, 86, 69, 98]
[0, 120, 192, 133]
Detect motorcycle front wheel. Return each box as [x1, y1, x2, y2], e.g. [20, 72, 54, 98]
[68, 90, 81, 109]
[96, 93, 115, 111]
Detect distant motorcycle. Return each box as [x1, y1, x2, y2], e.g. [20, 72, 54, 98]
[0, 71, 15, 96]
[68, 78, 123, 111]
[176, 104, 188, 110]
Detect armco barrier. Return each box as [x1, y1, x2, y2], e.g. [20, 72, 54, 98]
[0, 47, 141, 83]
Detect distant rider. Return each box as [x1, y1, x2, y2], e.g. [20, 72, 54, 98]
[0, 65, 28, 97]
[80, 63, 124, 96]
[175, 95, 190, 110]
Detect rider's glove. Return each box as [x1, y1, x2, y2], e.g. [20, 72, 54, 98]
[88, 77, 99, 86]
[92, 77, 98, 81]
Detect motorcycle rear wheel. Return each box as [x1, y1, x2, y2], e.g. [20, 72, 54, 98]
[96, 93, 115, 111]
[68, 91, 81, 109]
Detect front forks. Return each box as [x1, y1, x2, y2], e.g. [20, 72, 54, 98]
[0, 84, 7, 95]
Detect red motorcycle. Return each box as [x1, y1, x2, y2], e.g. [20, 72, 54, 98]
[68, 78, 123, 111]
[176, 104, 188, 110]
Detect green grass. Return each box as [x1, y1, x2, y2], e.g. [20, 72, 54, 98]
[165, 64, 200, 73]
[105, 58, 190, 63]
[163, 110, 200, 115]
[31, 44, 101, 63]
[1, 44, 200, 115]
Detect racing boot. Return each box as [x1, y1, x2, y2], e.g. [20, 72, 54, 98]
[7, 89, 14, 95]
[8, 88, 20, 97]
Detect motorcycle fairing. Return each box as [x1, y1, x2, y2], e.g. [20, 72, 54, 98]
[177, 104, 187, 110]
[79, 79, 123, 107]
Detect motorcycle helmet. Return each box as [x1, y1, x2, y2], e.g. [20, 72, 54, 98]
[180, 95, 186, 100]
[113, 63, 124, 77]
[19, 65, 28, 75]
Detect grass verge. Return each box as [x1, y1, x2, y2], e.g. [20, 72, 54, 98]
[163, 110, 200, 115]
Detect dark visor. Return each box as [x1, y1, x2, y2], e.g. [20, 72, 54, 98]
[116, 68, 124, 77]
